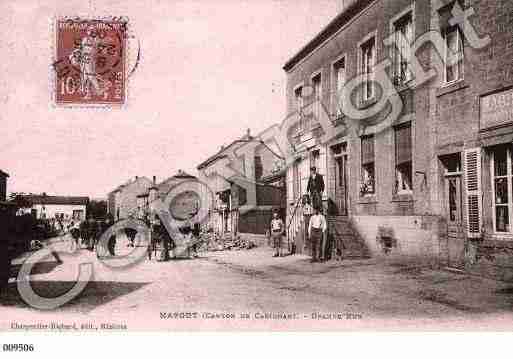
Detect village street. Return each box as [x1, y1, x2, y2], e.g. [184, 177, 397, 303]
[1, 234, 513, 331]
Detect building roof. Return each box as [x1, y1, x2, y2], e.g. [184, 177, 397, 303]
[158, 170, 197, 188]
[260, 168, 286, 184]
[283, 0, 374, 72]
[0, 169, 9, 178]
[172, 169, 196, 179]
[108, 176, 152, 195]
[156, 170, 198, 195]
[197, 130, 254, 170]
[20, 195, 89, 206]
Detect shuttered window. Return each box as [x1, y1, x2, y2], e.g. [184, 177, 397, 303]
[465, 148, 482, 238]
[395, 123, 413, 194]
[361, 135, 375, 195]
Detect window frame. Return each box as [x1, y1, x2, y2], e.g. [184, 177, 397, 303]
[394, 122, 413, 195]
[491, 146, 513, 234]
[331, 53, 347, 118]
[360, 134, 376, 197]
[389, 5, 415, 86]
[310, 70, 323, 130]
[293, 83, 304, 114]
[357, 31, 378, 104]
[443, 25, 464, 85]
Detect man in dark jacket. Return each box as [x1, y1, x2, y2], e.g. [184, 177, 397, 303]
[307, 166, 325, 211]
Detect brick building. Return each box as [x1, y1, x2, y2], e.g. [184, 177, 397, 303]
[282, 0, 513, 279]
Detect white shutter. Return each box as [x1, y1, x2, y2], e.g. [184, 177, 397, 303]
[464, 148, 482, 238]
[318, 148, 327, 198]
[286, 166, 294, 204]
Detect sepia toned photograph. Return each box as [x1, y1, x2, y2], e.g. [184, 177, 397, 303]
[1, 0, 513, 340]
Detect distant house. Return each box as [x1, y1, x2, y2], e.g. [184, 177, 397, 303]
[0, 170, 9, 202]
[197, 127, 285, 236]
[108, 172, 200, 222]
[107, 176, 153, 220]
[19, 195, 89, 221]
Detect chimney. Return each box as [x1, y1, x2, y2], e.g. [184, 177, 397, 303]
[246, 128, 251, 137]
[153, 175, 156, 184]
[135, 176, 139, 180]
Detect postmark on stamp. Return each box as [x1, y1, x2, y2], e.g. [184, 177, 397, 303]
[53, 17, 128, 106]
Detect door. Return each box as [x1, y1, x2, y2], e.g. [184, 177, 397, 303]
[445, 175, 465, 268]
[335, 154, 348, 216]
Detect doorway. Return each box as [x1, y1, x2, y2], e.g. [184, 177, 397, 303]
[332, 143, 348, 216]
[442, 154, 465, 268]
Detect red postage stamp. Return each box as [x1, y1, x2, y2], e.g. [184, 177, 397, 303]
[53, 18, 127, 106]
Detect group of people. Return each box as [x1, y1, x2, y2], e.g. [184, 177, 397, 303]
[147, 215, 201, 261]
[270, 166, 327, 262]
[69, 215, 117, 255]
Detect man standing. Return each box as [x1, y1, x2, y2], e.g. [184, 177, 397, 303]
[307, 166, 325, 212]
[270, 211, 285, 257]
[308, 206, 327, 263]
[69, 25, 104, 99]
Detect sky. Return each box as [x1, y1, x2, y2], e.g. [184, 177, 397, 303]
[1, 0, 341, 198]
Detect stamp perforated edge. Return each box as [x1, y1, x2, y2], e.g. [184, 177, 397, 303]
[50, 14, 134, 110]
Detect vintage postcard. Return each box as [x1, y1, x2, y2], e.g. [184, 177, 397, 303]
[2, 0, 513, 351]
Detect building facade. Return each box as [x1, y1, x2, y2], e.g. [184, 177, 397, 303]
[19, 195, 89, 221]
[282, 0, 513, 279]
[107, 176, 153, 220]
[197, 127, 285, 236]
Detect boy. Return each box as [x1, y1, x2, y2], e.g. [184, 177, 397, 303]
[270, 211, 285, 257]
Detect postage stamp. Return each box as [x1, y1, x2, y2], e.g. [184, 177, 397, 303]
[53, 18, 127, 106]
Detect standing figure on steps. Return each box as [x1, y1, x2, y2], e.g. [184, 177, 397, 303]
[307, 166, 325, 213]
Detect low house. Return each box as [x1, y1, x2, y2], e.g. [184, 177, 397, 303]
[197, 127, 285, 236]
[107, 176, 153, 220]
[110, 171, 200, 222]
[19, 195, 89, 221]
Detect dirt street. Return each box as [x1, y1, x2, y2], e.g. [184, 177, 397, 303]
[1, 235, 513, 330]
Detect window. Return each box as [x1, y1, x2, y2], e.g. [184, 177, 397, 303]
[394, 123, 413, 194]
[361, 135, 375, 195]
[294, 85, 304, 132]
[310, 150, 320, 170]
[444, 26, 464, 84]
[392, 12, 413, 85]
[333, 57, 346, 117]
[360, 37, 375, 102]
[294, 86, 303, 114]
[254, 156, 263, 181]
[312, 73, 322, 126]
[73, 209, 84, 220]
[241, 155, 246, 176]
[492, 145, 512, 233]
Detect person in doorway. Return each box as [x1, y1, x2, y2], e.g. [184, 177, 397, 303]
[308, 206, 327, 263]
[270, 211, 285, 257]
[307, 166, 325, 212]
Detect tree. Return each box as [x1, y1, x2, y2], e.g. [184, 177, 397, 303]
[87, 200, 107, 220]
